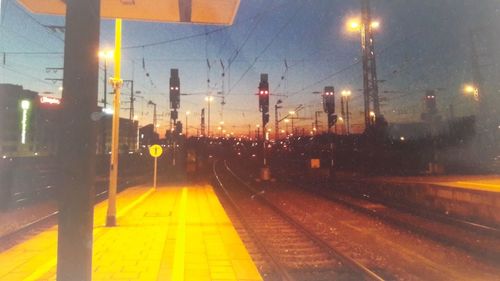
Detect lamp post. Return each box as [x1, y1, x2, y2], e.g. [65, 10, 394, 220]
[284, 119, 290, 136]
[289, 111, 295, 135]
[185, 111, 190, 137]
[341, 90, 352, 135]
[346, 3, 381, 130]
[148, 100, 157, 132]
[98, 50, 114, 155]
[98, 50, 114, 109]
[205, 95, 214, 137]
[274, 99, 283, 140]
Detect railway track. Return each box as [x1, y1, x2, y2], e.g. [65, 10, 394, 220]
[262, 162, 500, 261]
[213, 160, 385, 281]
[0, 175, 148, 251]
[302, 183, 500, 260]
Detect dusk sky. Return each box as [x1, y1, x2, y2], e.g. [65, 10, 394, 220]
[1, 0, 500, 134]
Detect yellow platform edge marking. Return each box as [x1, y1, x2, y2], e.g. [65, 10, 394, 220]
[455, 181, 500, 190]
[171, 187, 188, 281]
[21, 187, 155, 281]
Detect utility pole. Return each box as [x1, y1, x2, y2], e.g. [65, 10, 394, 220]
[361, 0, 380, 129]
[258, 74, 270, 180]
[148, 101, 157, 132]
[200, 108, 205, 136]
[123, 80, 135, 120]
[185, 111, 190, 138]
[98, 51, 113, 154]
[314, 111, 322, 134]
[275, 99, 282, 140]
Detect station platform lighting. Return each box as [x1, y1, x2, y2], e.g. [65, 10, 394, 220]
[17, 0, 240, 25]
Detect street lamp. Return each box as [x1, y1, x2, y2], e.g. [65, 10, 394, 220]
[346, 8, 382, 130]
[369, 111, 376, 125]
[205, 95, 214, 137]
[341, 90, 352, 134]
[463, 84, 479, 101]
[98, 50, 114, 109]
[98, 49, 114, 155]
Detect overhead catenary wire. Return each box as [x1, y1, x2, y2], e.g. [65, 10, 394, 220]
[229, 2, 306, 94]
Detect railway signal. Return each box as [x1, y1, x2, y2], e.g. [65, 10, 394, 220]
[258, 73, 271, 181]
[259, 74, 270, 127]
[323, 86, 336, 132]
[170, 68, 180, 125]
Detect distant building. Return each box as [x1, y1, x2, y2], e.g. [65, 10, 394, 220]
[95, 108, 139, 154]
[139, 124, 159, 148]
[0, 84, 57, 157]
[0, 83, 139, 157]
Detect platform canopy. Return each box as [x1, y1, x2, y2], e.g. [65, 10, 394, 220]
[17, 0, 240, 25]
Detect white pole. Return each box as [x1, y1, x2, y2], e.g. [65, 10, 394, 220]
[106, 19, 122, 227]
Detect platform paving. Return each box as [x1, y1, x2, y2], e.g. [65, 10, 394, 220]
[367, 175, 500, 193]
[0, 185, 262, 281]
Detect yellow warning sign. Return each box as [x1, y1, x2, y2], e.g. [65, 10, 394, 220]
[149, 144, 163, 158]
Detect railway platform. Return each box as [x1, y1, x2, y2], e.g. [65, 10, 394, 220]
[0, 185, 262, 281]
[366, 175, 500, 193]
[332, 172, 500, 226]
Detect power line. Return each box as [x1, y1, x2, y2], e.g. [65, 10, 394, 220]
[1, 64, 54, 85]
[229, 2, 305, 94]
[10, 1, 64, 43]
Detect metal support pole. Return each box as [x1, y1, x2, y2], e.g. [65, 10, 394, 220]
[274, 105, 279, 140]
[153, 156, 158, 189]
[106, 19, 122, 227]
[346, 98, 350, 134]
[207, 98, 211, 137]
[57, 0, 100, 279]
[102, 59, 107, 154]
[185, 114, 188, 137]
[129, 80, 134, 120]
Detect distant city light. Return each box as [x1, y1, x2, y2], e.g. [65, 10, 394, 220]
[102, 107, 114, 115]
[371, 21, 380, 29]
[40, 96, 61, 105]
[341, 90, 352, 97]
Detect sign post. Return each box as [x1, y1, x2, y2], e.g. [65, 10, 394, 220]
[149, 144, 163, 189]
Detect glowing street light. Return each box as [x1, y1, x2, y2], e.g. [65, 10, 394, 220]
[463, 84, 479, 101]
[98, 49, 114, 60]
[370, 20, 380, 29]
[347, 18, 361, 31]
